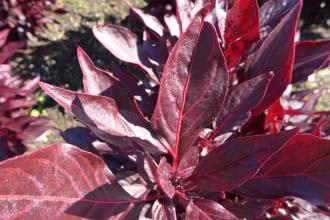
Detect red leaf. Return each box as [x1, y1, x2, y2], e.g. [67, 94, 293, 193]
[186, 198, 238, 220]
[237, 134, 330, 204]
[39, 82, 166, 154]
[0, 143, 154, 219]
[292, 40, 330, 83]
[211, 72, 273, 140]
[177, 144, 199, 179]
[189, 129, 298, 192]
[77, 46, 144, 117]
[243, 0, 302, 115]
[152, 7, 228, 166]
[137, 151, 159, 185]
[224, 0, 260, 68]
[92, 24, 159, 83]
[158, 158, 175, 199]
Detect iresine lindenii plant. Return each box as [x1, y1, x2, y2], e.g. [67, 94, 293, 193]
[0, 28, 49, 161]
[1, 0, 330, 219]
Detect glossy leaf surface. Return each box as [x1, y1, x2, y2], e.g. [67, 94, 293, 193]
[152, 7, 228, 165]
[237, 134, 330, 204]
[190, 129, 298, 192]
[0, 143, 151, 219]
[243, 0, 302, 115]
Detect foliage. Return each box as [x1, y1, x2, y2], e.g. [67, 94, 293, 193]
[0, 0, 330, 219]
[0, 0, 64, 41]
[0, 29, 49, 161]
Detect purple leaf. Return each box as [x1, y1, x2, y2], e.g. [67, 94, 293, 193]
[77, 46, 144, 117]
[211, 72, 273, 140]
[189, 129, 298, 192]
[152, 7, 228, 166]
[93, 24, 159, 83]
[39, 82, 166, 154]
[129, 3, 165, 38]
[176, 0, 193, 33]
[0, 28, 10, 48]
[0, 143, 155, 219]
[259, 0, 300, 39]
[292, 40, 330, 83]
[186, 198, 238, 220]
[237, 134, 330, 205]
[243, 0, 302, 115]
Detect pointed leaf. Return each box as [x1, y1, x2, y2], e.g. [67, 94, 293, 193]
[259, 0, 300, 39]
[93, 24, 159, 83]
[152, 8, 229, 165]
[77, 46, 143, 117]
[40, 82, 166, 154]
[0, 143, 153, 219]
[237, 134, 330, 205]
[189, 129, 298, 192]
[243, 0, 302, 115]
[137, 151, 158, 185]
[129, 4, 165, 37]
[292, 40, 330, 83]
[177, 144, 199, 179]
[186, 198, 238, 220]
[211, 72, 273, 139]
[224, 0, 260, 68]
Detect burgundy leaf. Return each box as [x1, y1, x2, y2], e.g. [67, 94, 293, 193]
[129, 3, 165, 37]
[152, 7, 228, 166]
[0, 40, 25, 64]
[259, 0, 300, 39]
[77, 46, 143, 117]
[158, 158, 175, 199]
[0, 28, 10, 48]
[189, 129, 298, 192]
[224, 0, 260, 68]
[243, 0, 302, 115]
[292, 40, 330, 83]
[186, 198, 238, 220]
[237, 134, 330, 205]
[152, 198, 177, 220]
[93, 24, 159, 83]
[0, 143, 154, 219]
[39, 82, 166, 154]
[210, 72, 273, 140]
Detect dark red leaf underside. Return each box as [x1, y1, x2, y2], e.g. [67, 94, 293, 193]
[237, 134, 330, 205]
[292, 40, 330, 83]
[190, 129, 298, 192]
[186, 198, 238, 220]
[243, 0, 302, 115]
[40, 82, 166, 154]
[152, 198, 177, 220]
[152, 7, 228, 166]
[224, 0, 260, 68]
[0, 144, 151, 219]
